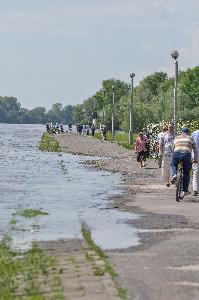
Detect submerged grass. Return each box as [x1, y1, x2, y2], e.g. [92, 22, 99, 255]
[39, 133, 61, 152]
[18, 209, 49, 218]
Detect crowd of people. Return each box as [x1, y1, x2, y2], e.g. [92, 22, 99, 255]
[135, 124, 199, 197]
[46, 121, 198, 197]
[46, 122, 72, 134]
[76, 123, 96, 136]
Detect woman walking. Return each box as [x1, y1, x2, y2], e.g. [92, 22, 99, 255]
[135, 132, 149, 168]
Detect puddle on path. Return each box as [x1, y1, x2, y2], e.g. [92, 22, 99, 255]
[0, 124, 140, 250]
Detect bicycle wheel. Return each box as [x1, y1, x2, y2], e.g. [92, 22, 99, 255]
[176, 171, 184, 202]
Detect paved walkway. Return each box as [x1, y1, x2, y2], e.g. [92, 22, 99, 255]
[41, 239, 121, 300]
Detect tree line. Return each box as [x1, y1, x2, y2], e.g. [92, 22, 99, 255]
[0, 99, 75, 125]
[0, 65, 199, 130]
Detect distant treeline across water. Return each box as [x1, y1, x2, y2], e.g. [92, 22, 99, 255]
[1, 66, 199, 130]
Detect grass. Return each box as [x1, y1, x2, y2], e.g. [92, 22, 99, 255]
[118, 287, 127, 299]
[39, 133, 61, 152]
[18, 209, 49, 218]
[94, 131, 137, 150]
[0, 237, 64, 300]
[82, 223, 127, 299]
[81, 223, 106, 260]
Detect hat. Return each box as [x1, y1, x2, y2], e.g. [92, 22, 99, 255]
[181, 127, 189, 133]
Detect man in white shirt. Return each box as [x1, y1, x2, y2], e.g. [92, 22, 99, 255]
[157, 126, 168, 168]
[192, 129, 199, 196]
[159, 124, 175, 187]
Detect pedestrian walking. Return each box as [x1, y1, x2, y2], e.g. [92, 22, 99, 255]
[86, 124, 90, 135]
[191, 129, 199, 196]
[142, 127, 150, 157]
[157, 126, 168, 168]
[91, 124, 95, 136]
[101, 125, 107, 141]
[135, 132, 149, 168]
[159, 124, 175, 187]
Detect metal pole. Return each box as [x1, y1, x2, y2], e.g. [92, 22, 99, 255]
[174, 60, 178, 136]
[171, 50, 179, 136]
[93, 97, 96, 126]
[112, 86, 115, 141]
[129, 73, 135, 144]
[93, 97, 96, 110]
[103, 89, 105, 125]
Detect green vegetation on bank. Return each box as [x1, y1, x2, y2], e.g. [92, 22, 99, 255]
[1, 65, 199, 132]
[95, 131, 138, 149]
[39, 133, 61, 152]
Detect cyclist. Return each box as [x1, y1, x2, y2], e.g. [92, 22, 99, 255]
[171, 127, 198, 196]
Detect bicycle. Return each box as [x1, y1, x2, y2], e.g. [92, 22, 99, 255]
[176, 161, 184, 202]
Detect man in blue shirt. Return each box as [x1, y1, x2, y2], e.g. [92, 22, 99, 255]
[192, 129, 199, 196]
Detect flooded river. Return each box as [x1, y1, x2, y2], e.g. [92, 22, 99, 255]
[0, 124, 140, 249]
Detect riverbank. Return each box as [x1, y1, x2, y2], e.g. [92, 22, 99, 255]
[55, 132, 199, 300]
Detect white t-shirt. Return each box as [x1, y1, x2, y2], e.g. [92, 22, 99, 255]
[157, 132, 164, 143]
[192, 130, 199, 158]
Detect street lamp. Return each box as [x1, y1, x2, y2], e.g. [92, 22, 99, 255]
[129, 73, 135, 144]
[92, 96, 97, 127]
[171, 50, 179, 136]
[112, 85, 115, 141]
[103, 89, 105, 125]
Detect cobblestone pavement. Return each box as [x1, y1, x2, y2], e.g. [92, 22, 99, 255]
[39, 239, 121, 300]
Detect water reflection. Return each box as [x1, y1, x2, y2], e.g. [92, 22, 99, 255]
[0, 124, 140, 249]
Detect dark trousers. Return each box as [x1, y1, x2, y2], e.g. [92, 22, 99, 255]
[171, 152, 192, 192]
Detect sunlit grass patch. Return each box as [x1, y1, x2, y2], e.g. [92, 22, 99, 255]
[94, 131, 136, 149]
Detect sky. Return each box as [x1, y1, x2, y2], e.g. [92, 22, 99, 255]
[0, 0, 199, 110]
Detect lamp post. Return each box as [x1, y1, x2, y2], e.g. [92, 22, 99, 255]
[103, 88, 105, 125]
[129, 73, 135, 144]
[171, 50, 179, 136]
[112, 85, 115, 141]
[92, 96, 96, 127]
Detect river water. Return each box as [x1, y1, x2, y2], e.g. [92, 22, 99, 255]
[0, 124, 140, 250]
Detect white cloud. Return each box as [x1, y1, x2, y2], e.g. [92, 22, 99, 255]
[0, 1, 160, 36]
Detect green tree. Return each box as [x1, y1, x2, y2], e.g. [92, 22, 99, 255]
[0, 97, 21, 123]
[26, 107, 46, 124]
